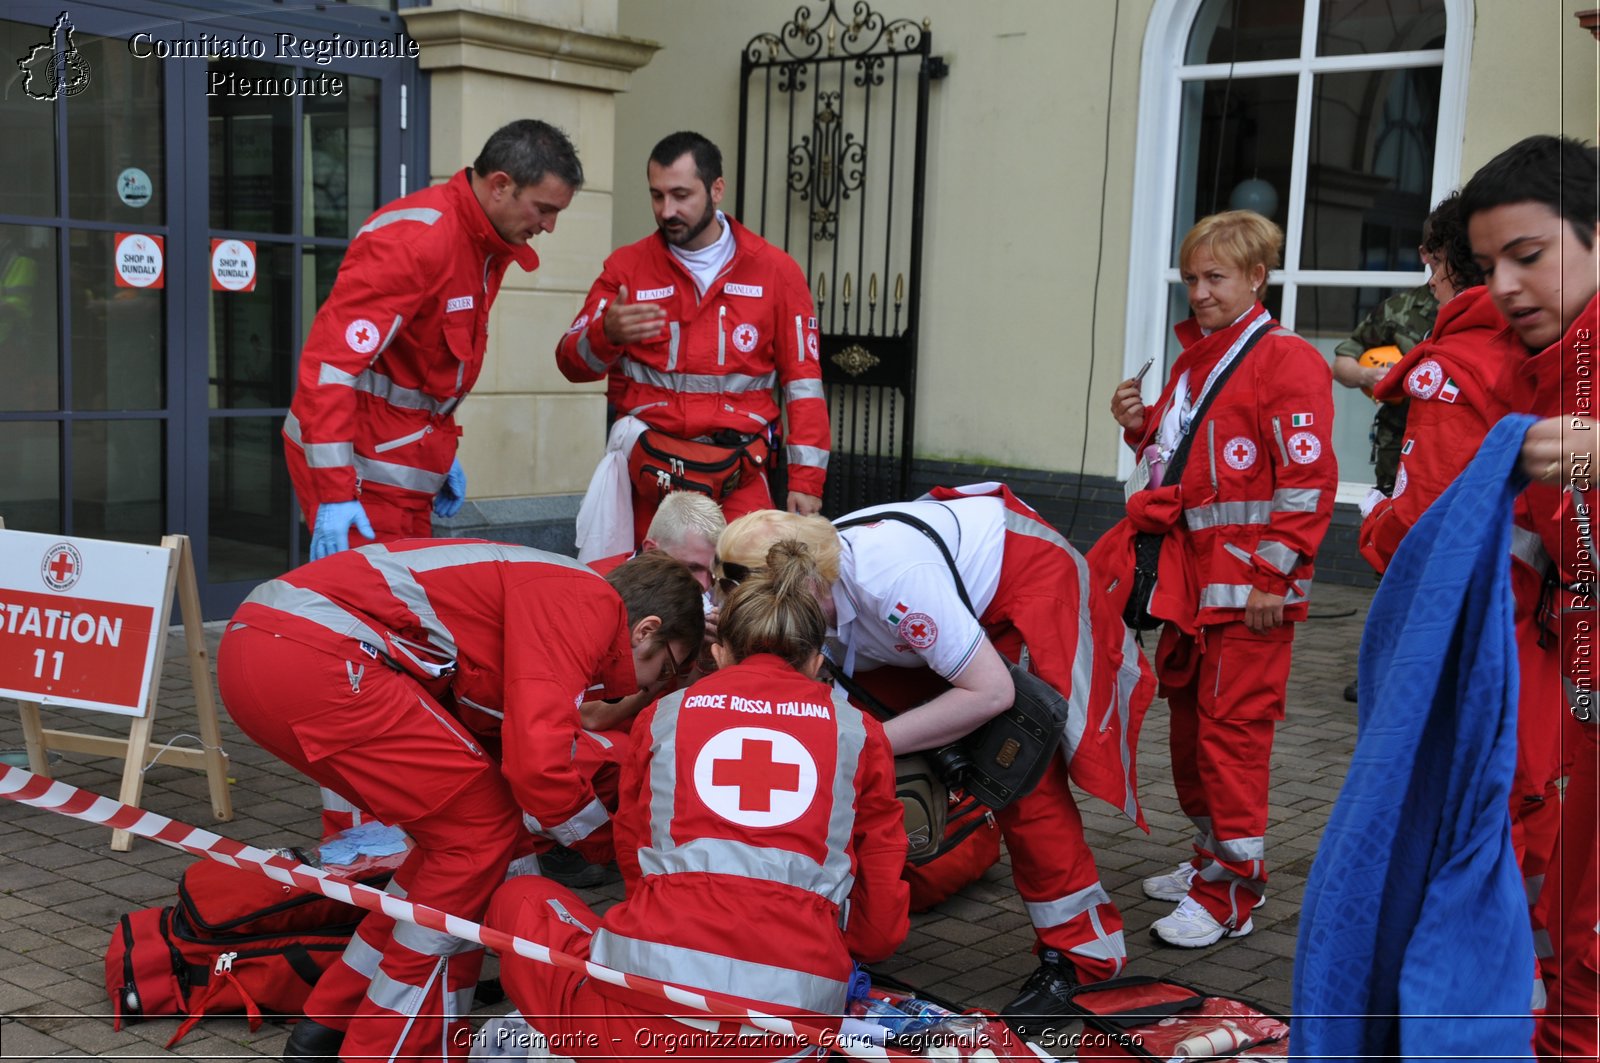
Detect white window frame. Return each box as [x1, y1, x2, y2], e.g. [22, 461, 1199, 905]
[1121, 0, 1474, 501]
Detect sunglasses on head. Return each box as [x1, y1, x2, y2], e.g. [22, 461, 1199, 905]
[712, 558, 751, 597]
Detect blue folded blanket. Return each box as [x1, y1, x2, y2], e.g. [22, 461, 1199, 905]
[1293, 414, 1537, 1062]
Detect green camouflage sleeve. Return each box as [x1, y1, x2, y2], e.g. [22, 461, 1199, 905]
[1333, 284, 1439, 360]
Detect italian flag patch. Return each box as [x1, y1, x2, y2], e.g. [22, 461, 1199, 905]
[1439, 378, 1460, 403]
[1290, 413, 1314, 427]
[887, 601, 910, 624]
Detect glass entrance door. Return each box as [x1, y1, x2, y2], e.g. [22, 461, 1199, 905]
[0, 1, 416, 617]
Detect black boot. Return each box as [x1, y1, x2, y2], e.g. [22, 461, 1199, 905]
[1000, 948, 1079, 1036]
[1343, 681, 1358, 703]
[282, 1017, 345, 1062]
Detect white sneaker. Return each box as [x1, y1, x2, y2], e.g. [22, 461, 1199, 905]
[1141, 862, 1197, 901]
[1151, 897, 1253, 948]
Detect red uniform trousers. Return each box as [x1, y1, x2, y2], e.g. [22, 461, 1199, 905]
[1536, 717, 1600, 1062]
[289, 500, 431, 842]
[630, 472, 772, 547]
[486, 877, 820, 1062]
[1158, 620, 1293, 928]
[219, 626, 528, 1062]
[979, 525, 1128, 983]
[1514, 605, 1569, 998]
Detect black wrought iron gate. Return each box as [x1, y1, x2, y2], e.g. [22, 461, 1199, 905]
[736, 0, 947, 515]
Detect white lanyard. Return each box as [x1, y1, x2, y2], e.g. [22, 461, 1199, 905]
[1177, 309, 1273, 441]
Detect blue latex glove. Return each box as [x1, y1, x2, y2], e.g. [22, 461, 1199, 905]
[433, 458, 467, 518]
[310, 500, 375, 560]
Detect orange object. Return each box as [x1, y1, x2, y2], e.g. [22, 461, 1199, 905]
[1360, 345, 1404, 403]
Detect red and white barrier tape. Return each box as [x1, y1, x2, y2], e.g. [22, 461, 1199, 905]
[0, 765, 1045, 1061]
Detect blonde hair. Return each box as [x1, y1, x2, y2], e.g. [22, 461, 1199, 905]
[717, 510, 841, 586]
[646, 491, 726, 551]
[718, 540, 828, 670]
[1179, 209, 1283, 276]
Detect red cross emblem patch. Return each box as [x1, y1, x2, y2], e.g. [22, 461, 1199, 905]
[732, 323, 759, 353]
[1287, 431, 1322, 465]
[1394, 464, 1409, 497]
[898, 611, 939, 649]
[1223, 436, 1258, 471]
[41, 543, 83, 591]
[345, 318, 380, 354]
[693, 726, 818, 827]
[1406, 358, 1444, 400]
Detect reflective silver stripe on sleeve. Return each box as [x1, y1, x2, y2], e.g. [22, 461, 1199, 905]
[357, 546, 461, 658]
[784, 378, 826, 404]
[1198, 582, 1309, 610]
[583, 728, 614, 749]
[786, 444, 831, 470]
[1272, 487, 1321, 513]
[576, 331, 608, 375]
[242, 580, 389, 647]
[1511, 525, 1554, 575]
[1185, 500, 1273, 530]
[1024, 882, 1113, 929]
[283, 411, 354, 468]
[351, 454, 450, 495]
[618, 357, 776, 394]
[317, 362, 459, 416]
[547, 796, 610, 845]
[357, 206, 442, 235]
[667, 321, 681, 371]
[1255, 540, 1300, 576]
[590, 929, 849, 1015]
[393, 919, 475, 957]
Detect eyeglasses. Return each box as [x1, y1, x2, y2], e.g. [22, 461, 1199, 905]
[657, 641, 688, 686]
[712, 558, 751, 598]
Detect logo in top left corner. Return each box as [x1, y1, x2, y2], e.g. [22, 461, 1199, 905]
[41, 542, 83, 592]
[17, 12, 92, 102]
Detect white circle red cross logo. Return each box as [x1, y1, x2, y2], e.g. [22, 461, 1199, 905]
[693, 726, 817, 827]
[732, 323, 759, 353]
[898, 612, 938, 649]
[1223, 437, 1257, 470]
[1406, 359, 1444, 400]
[1288, 431, 1322, 464]
[41, 543, 83, 591]
[345, 318, 381, 354]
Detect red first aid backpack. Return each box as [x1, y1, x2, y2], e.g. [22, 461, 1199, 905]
[105, 858, 377, 1048]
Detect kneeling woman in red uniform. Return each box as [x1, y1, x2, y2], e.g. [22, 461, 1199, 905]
[487, 540, 909, 1061]
[217, 543, 702, 1062]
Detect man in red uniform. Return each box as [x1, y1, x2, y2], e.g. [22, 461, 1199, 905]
[286, 120, 582, 560]
[1464, 134, 1600, 1062]
[217, 544, 702, 1062]
[556, 131, 829, 547]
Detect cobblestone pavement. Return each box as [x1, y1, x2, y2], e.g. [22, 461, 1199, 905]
[0, 582, 1374, 1060]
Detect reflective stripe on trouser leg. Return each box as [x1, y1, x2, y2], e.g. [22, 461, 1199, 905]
[303, 875, 410, 1030]
[997, 756, 1126, 980]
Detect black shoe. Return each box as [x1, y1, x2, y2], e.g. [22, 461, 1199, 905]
[1000, 948, 1079, 1036]
[539, 845, 617, 888]
[1343, 682, 1358, 703]
[282, 1017, 344, 1062]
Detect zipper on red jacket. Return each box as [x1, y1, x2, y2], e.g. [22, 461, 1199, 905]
[718, 305, 727, 366]
[1270, 416, 1290, 465]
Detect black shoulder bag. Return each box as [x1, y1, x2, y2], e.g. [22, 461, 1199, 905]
[1124, 321, 1273, 631]
[833, 509, 1072, 815]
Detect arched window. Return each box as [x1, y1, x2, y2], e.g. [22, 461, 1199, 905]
[1122, 0, 1471, 496]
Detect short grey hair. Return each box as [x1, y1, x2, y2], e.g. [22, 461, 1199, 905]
[473, 119, 583, 190]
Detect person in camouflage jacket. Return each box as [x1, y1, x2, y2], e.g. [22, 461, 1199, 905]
[1332, 284, 1439, 494]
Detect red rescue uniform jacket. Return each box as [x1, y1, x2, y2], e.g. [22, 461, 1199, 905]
[1113, 307, 1337, 630]
[554, 217, 830, 497]
[1360, 286, 1524, 572]
[596, 654, 908, 1019]
[284, 170, 538, 516]
[230, 540, 636, 854]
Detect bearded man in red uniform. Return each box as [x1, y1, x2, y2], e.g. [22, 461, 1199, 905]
[217, 545, 702, 1062]
[557, 131, 829, 551]
[286, 120, 582, 560]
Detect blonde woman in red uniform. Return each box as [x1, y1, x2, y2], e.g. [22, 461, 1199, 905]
[487, 540, 908, 1061]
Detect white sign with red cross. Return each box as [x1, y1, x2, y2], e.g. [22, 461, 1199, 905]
[692, 726, 817, 828]
[1288, 431, 1323, 465]
[1223, 436, 1258, 470]
[0, 530, 171, 715]
[1406, 359, 1445, 401]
